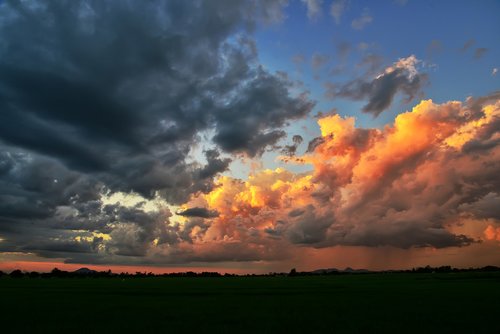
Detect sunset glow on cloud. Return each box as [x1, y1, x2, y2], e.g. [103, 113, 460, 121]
[0, 0, 499, 273]
[178, 98, 500, 262]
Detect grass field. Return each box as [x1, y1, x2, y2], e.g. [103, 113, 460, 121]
[1, 272, 499, 333]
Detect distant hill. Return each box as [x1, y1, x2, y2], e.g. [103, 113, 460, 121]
[343, 267, 372, 273]
[311, 267, 372, 274]
[73, 267, 97, 275]
[311, 268, 339, 274]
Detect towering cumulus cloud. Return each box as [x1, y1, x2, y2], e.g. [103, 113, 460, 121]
[181, 94, 500, 262]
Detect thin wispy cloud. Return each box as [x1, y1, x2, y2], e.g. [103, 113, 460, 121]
[301, 0, 323, 20]
[330, 0, 348, 24]
[351, 9, 373, 30]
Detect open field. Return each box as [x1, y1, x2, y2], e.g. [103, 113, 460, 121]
[1, 272, 499, 333]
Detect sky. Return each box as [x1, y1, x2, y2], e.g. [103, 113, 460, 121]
[0, 0, 499, 274]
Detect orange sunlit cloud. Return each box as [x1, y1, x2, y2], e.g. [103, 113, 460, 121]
[175, 97, 500, 266]
[484, 225, 500, 241]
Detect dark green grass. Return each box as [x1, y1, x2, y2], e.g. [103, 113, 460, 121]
[1, 272, 499, 333]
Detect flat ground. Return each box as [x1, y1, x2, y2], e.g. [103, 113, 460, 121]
[1, 272, 499, 333]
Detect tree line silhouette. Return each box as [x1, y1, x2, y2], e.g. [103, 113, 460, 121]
[0, 265, 499, 279]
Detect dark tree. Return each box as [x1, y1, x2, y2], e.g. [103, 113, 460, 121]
[10, 269, 24, 278]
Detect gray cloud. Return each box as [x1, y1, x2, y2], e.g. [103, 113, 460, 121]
[357, 54, 384, 75]
[281, 135, 304, 157]
[460, 39, 475, 52]
[325, 55, 427, 116]
[285, 205, 332, 244]
[474, 48, 488, 59]
[460, 193, 500, 220]
[336, 41, 352, 59]
[0, 0, 312, 178]
[0, 0, 314, 263]
[176, 207, 219, 218]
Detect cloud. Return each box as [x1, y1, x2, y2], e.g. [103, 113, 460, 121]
[336, 41, 352, 59]
[311, 53, 330, 69]
[2, 93, 499, 265]
[326, 55, 427, 116]
[484, 225, 500, 241]
[460, 39, 475, 52]
[351, 9, 373, 30]
[0, 0, 314, 264]
[460, 193, 500, 220]
[474, 48, 488, 59]
[176, 207, 219, 218]
[301, 0, 323, 20]
[292, 54, 306, 64]
[193, 94, 499, 254]
[330, 0, 348, 24]
[0, 0, 311, 177]
[281, 135, 304, 157]
[460, 40, 488, 60]
[357, 54, 384, 74]
[0, 0, 313, 197]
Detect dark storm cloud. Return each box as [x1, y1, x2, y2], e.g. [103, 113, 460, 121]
[338, 224, 475, 249]
[0, 0, 312, 177]
[460, 193, 500, 220]
[212, 69, 313, 156]
[202, 150, 231, 175]
[176, 207, 219, 218]
[0, 0, 313, 262]
[325, 55, 427, 116]
[0, 150, 100, 222]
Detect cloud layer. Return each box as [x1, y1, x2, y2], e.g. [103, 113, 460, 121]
[0, 0, 313, 264]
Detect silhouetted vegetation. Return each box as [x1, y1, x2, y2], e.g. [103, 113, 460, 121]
[9, 269, 23, 278]
[1, 265, 499, 279]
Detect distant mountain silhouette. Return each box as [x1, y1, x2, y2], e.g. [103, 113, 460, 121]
[343, 267, 371, 273]
[311, 267, 372, 274]
[311, 268, 339, 274]
[73, 267, 97, 275]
